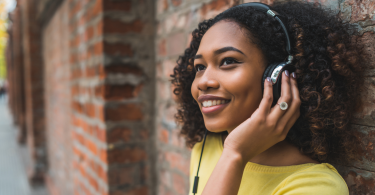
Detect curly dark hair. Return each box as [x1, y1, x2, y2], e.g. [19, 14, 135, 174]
[171, 0, 365, 163]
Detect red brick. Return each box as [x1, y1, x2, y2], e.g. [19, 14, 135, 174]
[99, 148, 108, 163]
[105, 65, 144, 75]
[72, 101, 84, 113]
[107, 127, 132, 143]
[172, 173, 186, 195]
[73, 131, 85, 147]
[97, 104, 105, 122]
[95, 127, 107, 143]
[162, 59, 176, 79]
[112, 186, 148, 195]
[71, 67, 83, 80]
[353, 77, 375, 126]
[158, 185, 173, 195]
[156, 62, 163, 78]
[339, 167, 375, 194]
[360, 32, 375, 69]
[157, 0, 169, 15]
[96, 17, 103, 33]
[86, 65, 105, 78]
[95, 163, 107, 183]
[347, 0, 375, 22]
[167, 32, 185, 56]
[85, 138, 98, 155]
[171, 128, 186, 149]
[158, 39, 167, 56]
[83, 103, 96, 118]
[166, 151, 189, 175]
[201, 0, 232, 16]
[159, 128, 169, 144]
[78, 179, 91, 195]
[139, 129, 149, 140]
[93, 41, 103, 55]
[171, 0, 182, 7]
[105, 104, 143, 121]
[87, 172, 99, 191]
[107, 147, 147, 163]
[73, 145, 84, 161]
[104, 42, 133, 56]
[70, 1, 82, 18]
[85, 26, 95, 42]
[108, 166, 135, 186]
[86, 0, 102, 20]
[71, 85, 80, 96]
[104, 0, 132, 11]
[104, 18, 143, 34]
[95, 84, 143, 100]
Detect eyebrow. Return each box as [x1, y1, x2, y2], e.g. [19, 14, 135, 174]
[194, 46, 246, 59]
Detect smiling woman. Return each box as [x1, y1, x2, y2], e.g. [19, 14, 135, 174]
[171, 1, 365, 195]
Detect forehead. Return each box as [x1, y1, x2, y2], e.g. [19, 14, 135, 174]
[197, 21, 252, 53]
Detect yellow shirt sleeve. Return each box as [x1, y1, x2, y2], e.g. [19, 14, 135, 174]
[272, 164, 349, 195]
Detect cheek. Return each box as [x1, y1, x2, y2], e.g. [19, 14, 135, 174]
[224, 70, 263, 120]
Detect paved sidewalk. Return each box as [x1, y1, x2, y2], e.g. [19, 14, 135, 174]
[0, 95, 48, 195]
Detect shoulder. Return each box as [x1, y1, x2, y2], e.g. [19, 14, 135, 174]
[273, 163, 349, 195]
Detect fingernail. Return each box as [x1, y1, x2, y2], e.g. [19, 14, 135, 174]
[291, 72, 296, 78]
[284, 70, 289, 77]
[267, 77, 272, 83]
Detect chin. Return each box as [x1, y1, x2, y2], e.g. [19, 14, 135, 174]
[204, 119, 231, 133]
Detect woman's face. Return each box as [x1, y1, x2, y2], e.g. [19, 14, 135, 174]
[191, 21, 266, 133]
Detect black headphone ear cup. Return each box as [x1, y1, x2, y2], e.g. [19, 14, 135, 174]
[261, 63, 278, 91]
[262, 63, 295, 106]
[261, 63, 281, 105]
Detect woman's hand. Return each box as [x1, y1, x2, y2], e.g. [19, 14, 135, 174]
[223, 70, 301, 164]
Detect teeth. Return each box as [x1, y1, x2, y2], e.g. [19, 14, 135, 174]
[202, 100, 229, 108]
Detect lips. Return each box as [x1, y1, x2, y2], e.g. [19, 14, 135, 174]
[197, 94, 230, 103]
[197, 95, 231, 114]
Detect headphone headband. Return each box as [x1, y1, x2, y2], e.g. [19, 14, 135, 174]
[223, 2, 292, 57]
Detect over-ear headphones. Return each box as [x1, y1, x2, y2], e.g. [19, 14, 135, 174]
[248, 2, 295, 106]
[192, 3, 294, 194]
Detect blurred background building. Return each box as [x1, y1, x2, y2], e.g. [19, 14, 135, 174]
[2, 0, 375, 194]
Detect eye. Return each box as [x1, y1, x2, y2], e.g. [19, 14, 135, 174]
[195, 64, 206, 72]
[221, 57, 240, 66]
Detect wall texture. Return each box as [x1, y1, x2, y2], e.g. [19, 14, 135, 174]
[5, 0, 375, 195]
[43, 0, 73, 194]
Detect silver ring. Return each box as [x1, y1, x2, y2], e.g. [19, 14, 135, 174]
[277, 102, 288, 110]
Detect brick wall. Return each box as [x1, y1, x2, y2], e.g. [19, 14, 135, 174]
[43, 0, 157, 194]
[7, 4, 27, 144]
[5, 0, 375, 194]
[19, 0, 47, 184]
[43, 0, 73, 194]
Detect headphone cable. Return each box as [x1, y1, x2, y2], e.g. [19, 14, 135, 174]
[192, 129, 208, 195]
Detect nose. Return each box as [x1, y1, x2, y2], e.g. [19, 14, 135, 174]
[197, 67, 220, 91]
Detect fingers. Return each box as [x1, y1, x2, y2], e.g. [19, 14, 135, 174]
[280, 72, 301, 132]
[269, 70, 292, 121]
[258, 77, 273, 116]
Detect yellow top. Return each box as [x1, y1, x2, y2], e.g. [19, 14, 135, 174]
[189, 133, 349, 195]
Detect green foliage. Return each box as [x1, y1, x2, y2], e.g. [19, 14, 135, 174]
[0, 0, 7, 79]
